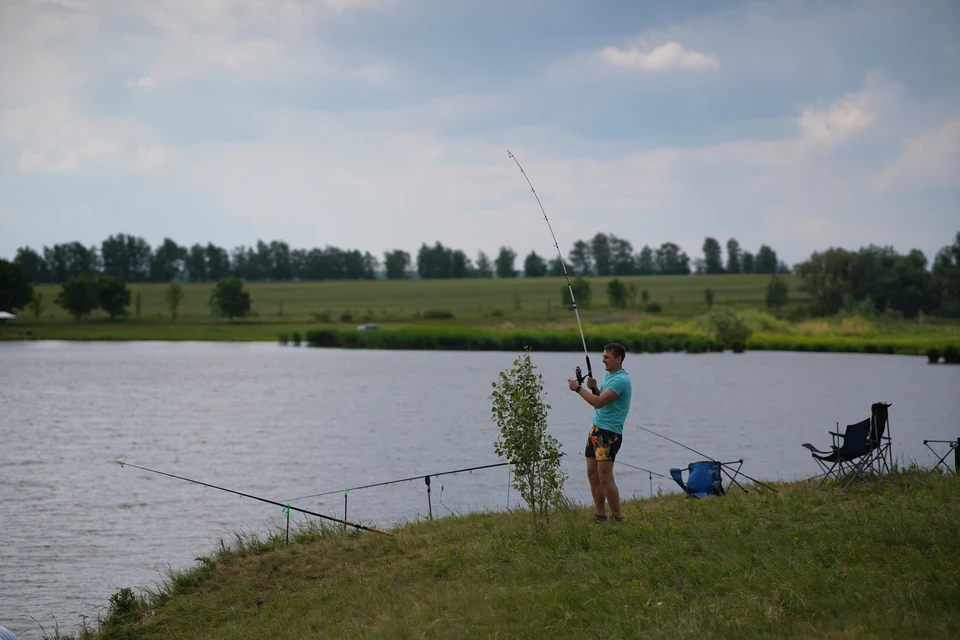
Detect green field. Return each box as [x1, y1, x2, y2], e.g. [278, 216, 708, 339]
[4, 275, 960, 355]
[67, 470, 960, 639]
[22, 274, 803, 322]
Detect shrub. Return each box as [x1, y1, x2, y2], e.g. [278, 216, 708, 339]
[646, 301, 662, 313]
[311, 311, 331, 322]
[697, 307, 752, 348]
[561, 276, 591, 309]
[340, 313, 353, 322]
[491, 350, 566, 533]
[279, 332, 289, 345]
[943, 345, 960, 364]
[292, 331, 302, 346]
[732, 339, 746, 353]
[423, 309, 455, 319]
[926, 348, 941, 364]
[607, 278, 628, 308]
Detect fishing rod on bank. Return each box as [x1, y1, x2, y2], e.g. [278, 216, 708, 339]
[508, 150, 599, 395]
[631, 424, 780, 494]
[115, 461, 394, 536]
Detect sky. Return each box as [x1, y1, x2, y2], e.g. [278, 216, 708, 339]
[1, 0, 958, 268]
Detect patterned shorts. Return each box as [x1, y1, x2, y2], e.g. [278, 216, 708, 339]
[585, 425, 623, 462]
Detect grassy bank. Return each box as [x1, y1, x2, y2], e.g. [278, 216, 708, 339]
[68, 470, 959, 639]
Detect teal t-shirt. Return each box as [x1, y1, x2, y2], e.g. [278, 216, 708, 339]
[592, 369, 631, 434]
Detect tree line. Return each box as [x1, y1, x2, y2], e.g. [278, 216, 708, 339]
[792, 233, 960, 319]
[8, 232, 791, 284]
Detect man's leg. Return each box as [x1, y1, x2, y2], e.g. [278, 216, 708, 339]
[597, 460, 621, 518]
[586, 457, 606, 515]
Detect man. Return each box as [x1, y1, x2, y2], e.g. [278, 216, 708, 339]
[567, 343, 632, 522]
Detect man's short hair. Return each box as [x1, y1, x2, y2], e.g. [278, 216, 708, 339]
[603, 343, 626, 361]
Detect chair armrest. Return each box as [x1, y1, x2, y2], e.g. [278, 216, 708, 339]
[829, 431, 844, 438]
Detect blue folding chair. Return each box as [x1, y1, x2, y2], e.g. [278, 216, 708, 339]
[670, 459, 745, 499]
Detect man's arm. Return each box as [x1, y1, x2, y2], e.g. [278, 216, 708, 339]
[567, 378, 618, 408]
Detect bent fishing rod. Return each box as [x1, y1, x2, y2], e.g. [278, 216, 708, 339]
[632, 424, 779, 494]
[508, 150, 599, 395]
[116, 461, 394, 536]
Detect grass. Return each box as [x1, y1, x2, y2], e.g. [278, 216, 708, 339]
[64, 469, 960, 639]
[4, 275, 959, 355]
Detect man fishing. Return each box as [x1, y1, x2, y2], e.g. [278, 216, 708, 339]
[568, 343, 632, 522]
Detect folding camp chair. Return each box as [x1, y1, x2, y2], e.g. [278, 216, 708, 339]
[923, 438, 959, 473]
[802, 418, 872, 488]
[669, 459, 745, 499]
[864, 402, 893, 476]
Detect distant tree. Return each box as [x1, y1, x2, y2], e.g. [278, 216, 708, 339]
[888, 250, 936, 318]
[765, 275, 789, 311]
[101, 233, 151, 281]
[451, 250, 472, 278]
[726, 239, 741, 274]
[932, 232, 960, 316]
[568, 240, 593, 276]
[755, 245, 778, 274]
[97, 276, 131, 320]
[206, 243, 231, 280]
[384, 249, 411, 279]
[524, 251, 547, 277]
[165, 283, 185, 321]
[561, 276, 591, 309]
[150, 238, 187, 282]
[475, 251, 494, 278]
[607, 278, 628, 308]
[28, 291, 44, 322]
[704, 287, 714, 309]
[641, 289, 649, 304]
[343, 249, 377, 280]
[702, 237, 724, 274]
[0, 259, 35, 312]
[290, 248, 307, 280]
[186, 244, 208, 282]
[495, 246, 518, 278]
[608, 235, 635, 276]
[655, 242, 691, 275]
[55, 274, 99, 321]
[14, 246, 48, 282]
[44, 242, 100, 282]
[209, 277, 252, 320]
[268, 241, 293, 281]
[417, 242, 453, 279]
[777, 261, 791, 275]
[590, 233, 612, 276]
[794, 248, 857, 314]
[741, 251, 755, 274]
[636, 245, 655, 275]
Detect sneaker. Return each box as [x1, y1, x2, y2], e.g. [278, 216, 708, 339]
[611, 515, 624, 523]
[593, 514, 608, 522]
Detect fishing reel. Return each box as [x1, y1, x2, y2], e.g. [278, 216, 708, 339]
[575, 366, 600, 396]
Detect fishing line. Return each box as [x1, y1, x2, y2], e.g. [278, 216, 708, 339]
[116, 461, 394, 536]
[508, 150, 598, 393]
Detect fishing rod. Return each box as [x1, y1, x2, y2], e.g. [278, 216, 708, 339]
[508, 150, 599, 395]
[631, 424, 779, 494]
[116, 461, 394, 536]
[282, 461, 511, 503]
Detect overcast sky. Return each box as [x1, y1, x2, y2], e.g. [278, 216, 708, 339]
[1, 0, 958, 267]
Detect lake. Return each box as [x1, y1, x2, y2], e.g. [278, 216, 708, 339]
[1, 342, 958, 638]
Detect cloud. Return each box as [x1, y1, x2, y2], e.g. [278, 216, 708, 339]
[324, 0, 396, 13]
[127, 74, 158, 90]
[874, 119, 960, 191]
[598, 41, 719, 72]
